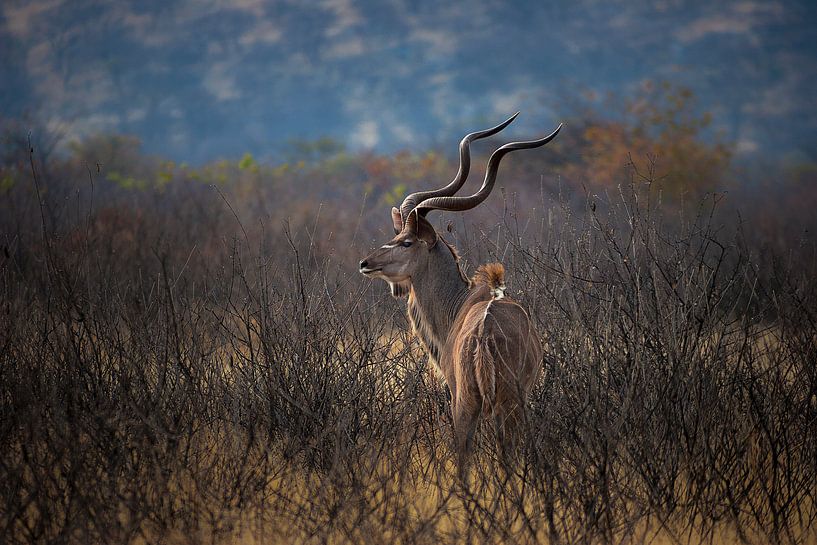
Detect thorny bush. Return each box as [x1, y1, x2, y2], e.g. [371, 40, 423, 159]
[1, 159, 816, 545]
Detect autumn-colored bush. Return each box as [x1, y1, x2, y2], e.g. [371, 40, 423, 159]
[553, 82, 733, 198]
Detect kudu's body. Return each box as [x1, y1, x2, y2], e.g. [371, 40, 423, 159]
[359, 113, 560, 471]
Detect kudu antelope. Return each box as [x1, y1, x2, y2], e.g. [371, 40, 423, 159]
[359, 113, 561, 471]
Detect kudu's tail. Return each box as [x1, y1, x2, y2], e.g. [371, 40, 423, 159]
[473, 263, 506, 300]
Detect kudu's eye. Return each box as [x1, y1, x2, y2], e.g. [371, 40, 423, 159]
[401, 240, 413, 248]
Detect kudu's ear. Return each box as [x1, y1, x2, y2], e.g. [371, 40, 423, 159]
[391, 207, 402, 234]
[417, 216, 438, 247]
[405, 210, 437, 247]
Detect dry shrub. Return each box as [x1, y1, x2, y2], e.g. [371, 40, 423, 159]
[1, 152, 815, 545]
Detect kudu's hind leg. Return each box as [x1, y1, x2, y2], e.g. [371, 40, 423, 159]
[453, 398, 481, 481]
[494, 403, 523, 472]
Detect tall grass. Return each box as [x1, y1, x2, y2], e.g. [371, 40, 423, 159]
[1, 158, 815, 544]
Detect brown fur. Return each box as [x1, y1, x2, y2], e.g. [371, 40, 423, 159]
[444, 278, 542, 474]
[473, 333, 496, 409]
[473, 263, 507, 300]
[441, 237, 470, 285]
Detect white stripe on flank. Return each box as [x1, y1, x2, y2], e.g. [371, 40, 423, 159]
[483, 300, 493, 323]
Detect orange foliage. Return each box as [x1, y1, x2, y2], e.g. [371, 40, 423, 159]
[565, 82, 733, 197]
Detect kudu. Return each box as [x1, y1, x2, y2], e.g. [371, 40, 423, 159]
[359, 113, 561, 472]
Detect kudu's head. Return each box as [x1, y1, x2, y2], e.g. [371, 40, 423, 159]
[359, 113, 561, 297]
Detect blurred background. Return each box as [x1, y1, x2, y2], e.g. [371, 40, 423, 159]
[1, 0, 815, 161]
[1, 0, 816, 266]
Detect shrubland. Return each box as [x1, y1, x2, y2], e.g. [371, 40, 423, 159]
[1, 87, 816, 544]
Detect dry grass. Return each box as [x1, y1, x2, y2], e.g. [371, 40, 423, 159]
[2, 162, 816, 544]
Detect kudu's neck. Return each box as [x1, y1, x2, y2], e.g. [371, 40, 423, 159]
[407, 241, 470, 362]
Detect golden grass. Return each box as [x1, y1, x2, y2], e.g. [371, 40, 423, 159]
[121, 439, 816, 545]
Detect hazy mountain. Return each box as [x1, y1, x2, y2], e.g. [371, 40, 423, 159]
[2, 0, 815, 164]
